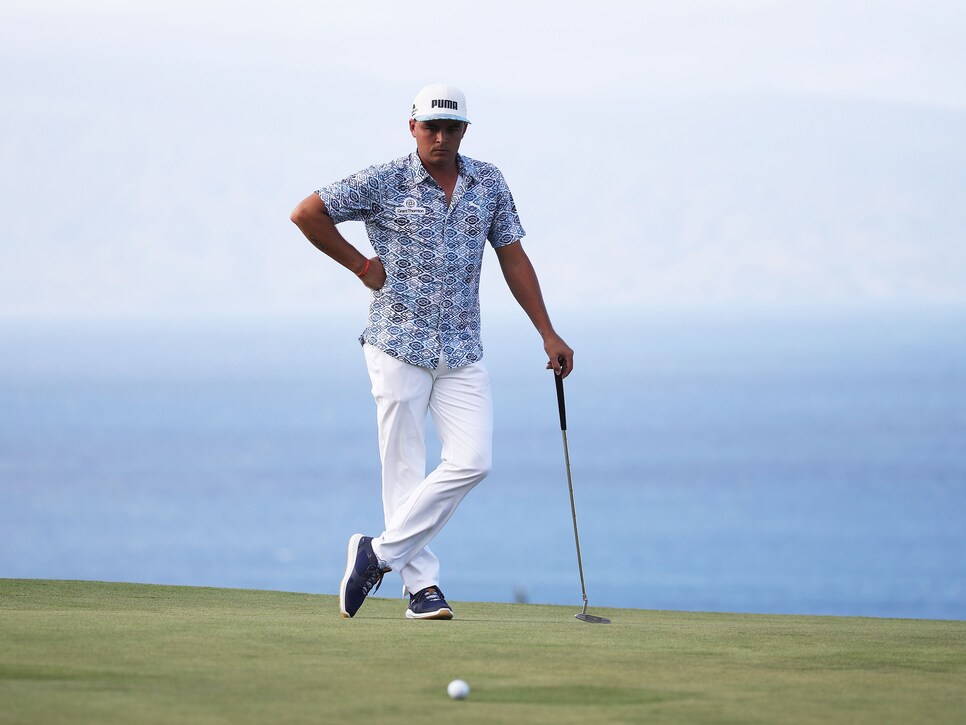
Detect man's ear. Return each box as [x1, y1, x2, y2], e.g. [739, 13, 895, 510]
[409, 119, 417, 137]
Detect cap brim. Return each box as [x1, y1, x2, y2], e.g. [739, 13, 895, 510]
[413, 113, 471, 124]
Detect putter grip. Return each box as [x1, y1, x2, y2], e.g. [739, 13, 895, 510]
[554, 372, 567, 431]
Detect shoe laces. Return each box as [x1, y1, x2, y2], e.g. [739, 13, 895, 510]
[361, 565, 385, 596]
[413, 586, 445, 604]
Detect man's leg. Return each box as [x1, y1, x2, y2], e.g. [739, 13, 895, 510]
[372, 358, 493, 592]
[363, 344, 441, 594]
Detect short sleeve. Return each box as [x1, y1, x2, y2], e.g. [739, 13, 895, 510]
[316, 166, 385, 224]
[487, 169, 526, 248]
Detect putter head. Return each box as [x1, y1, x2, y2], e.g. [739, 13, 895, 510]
[575, 612, 611, 624]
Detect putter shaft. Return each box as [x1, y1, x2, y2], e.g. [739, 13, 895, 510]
[560, 428, 589, 610]
[554, 372, 611, 624]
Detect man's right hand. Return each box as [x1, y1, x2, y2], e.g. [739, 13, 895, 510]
[359, 257, 386, 291]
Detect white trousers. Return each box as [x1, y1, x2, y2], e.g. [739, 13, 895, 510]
[363, 343, 493, 595]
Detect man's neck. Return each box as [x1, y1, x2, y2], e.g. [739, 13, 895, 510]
[419, 152, 460, 202]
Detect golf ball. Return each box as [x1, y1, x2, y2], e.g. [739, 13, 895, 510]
[447, 679, 470, 700]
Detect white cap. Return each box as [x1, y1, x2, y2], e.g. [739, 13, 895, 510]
[411, 82, 470, 124]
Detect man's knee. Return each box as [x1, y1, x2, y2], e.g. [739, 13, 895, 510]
[459, 449, 492, 482]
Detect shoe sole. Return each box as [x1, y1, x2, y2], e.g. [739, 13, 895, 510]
[339, 533, 364, 619]
[405, 607, 454, 620]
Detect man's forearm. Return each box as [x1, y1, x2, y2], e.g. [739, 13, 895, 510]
[496, 242, 574, 375]
[290, 193, 369, 275]
[501, 251, 556, 338]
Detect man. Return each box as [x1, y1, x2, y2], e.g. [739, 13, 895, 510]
[290, 82, 573, 620]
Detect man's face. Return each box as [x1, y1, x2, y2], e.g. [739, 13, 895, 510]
[410, 119, 467, 168]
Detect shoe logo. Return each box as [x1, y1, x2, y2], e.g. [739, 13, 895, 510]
[395, 197, 427, 216]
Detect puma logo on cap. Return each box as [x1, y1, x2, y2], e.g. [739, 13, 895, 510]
[411, 83, 471, 123]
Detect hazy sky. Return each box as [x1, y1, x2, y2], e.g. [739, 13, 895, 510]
[2, 1, 964, 320]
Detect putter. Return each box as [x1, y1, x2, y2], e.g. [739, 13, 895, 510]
[553, 371, 611, 624]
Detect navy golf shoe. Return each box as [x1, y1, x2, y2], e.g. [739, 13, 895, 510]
[406, 585, 454, 620]
[339, 534, 391, 618]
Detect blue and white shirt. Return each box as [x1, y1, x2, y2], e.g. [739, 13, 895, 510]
[317, 152, 525, 369]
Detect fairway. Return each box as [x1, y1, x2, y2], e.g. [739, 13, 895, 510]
[1, 580, 964, 723]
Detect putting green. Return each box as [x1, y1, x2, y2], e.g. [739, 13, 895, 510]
[1, 579, 964, 723]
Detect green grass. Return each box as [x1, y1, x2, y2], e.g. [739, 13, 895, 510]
[1, 580, 964, 724]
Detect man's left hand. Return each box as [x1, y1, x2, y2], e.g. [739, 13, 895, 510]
[544, 334, 574, 378]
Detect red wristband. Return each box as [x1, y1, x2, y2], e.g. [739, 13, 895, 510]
[356, 258, 370, 278]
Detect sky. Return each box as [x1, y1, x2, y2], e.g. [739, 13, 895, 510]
[1, 0, 965, 321]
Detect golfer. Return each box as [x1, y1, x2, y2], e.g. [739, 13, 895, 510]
[290, 82, 573, 620]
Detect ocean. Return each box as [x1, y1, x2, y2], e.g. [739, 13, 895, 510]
[1, 310, 964, 620]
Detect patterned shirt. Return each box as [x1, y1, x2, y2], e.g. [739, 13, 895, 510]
[317, 152, 525, 369]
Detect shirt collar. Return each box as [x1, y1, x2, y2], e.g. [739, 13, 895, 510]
[408, 152, 478, 184]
